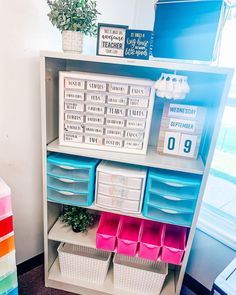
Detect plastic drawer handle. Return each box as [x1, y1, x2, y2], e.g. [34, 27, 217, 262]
[161, 209, 179, 214]
[58, 165, 76, 170]
[100, 234, 113, 240]
[164, 182, 185, 187]
[58, 190, 75, 196]
[121, 239, 135, 245]
[163, 195, 181, 201]
[58, 178, 77, 183]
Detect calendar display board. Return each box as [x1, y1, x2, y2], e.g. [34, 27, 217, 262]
[59, 72, 155, 154]
[157, 103, 206, 159]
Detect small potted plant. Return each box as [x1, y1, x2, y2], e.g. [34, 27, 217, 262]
[47, 0, 99, 53]
[61, 206, 95, 232]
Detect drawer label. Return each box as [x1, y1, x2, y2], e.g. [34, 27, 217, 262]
[107, 106, 126, 117]
[64, 133, 83, 143]
[107, 95, 127, 106]
[129, 97, 149, 108]
[106, 128, 124, 138]
[65, 112, 83, 123]
[168, 104, 198, 119]
[169, 118, 196, 133]
[104, 138, 123, 147]
[64, 78, 85, 90]
[86, 105, 105, 115]
[106, 118, 125, 127]
[64, 91, 84, 101]
[86, 115, 104, 125]
[130, 85, 150, 96]
[125, 130, 144, 140]
[124, 140, 143, 149]
[126, 120, 145, 130]
[85, 136, 103, 145]
[64, 101, 84, 112]
[87, 81, 107, 92]
[109, 83, 128, 94]
[64, 123, 83, 133]
[86, 93, 106, 103]
[85, 126, 104, 135]
[128, 109, 147, 119]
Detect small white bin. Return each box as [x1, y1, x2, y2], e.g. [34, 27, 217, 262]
[58, 243, 111, 284]
[113, 254, 168, 295]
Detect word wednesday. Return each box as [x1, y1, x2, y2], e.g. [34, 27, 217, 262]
[169, 106, 197, 116]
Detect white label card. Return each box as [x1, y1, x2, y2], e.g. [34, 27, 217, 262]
[86, 93, 106, 103]
[107, 106, 126, 117]
[85, 136, 103, 145]
[125, 130, 144, 140]
[64, 133, 83, 143]
[104, 138, 123, 147]
[169, 118, 196, 133]
[129, 97, 149, 108]
[64, 112, 83, 123]
[107, 95, 127, 106]
[168, 104, 198, 119]
[64, 123, 83, 133]
[64, 101, 84, 112]
[64, 78, 85, 90]
[87, 81, 107, 92]
[124, 140, 143, 150]
[109, 83, 128, 94]
[163, 131, 181, 155]
[179, 134, 198, 158]
[106, 128, 124, 138]
[85, 126, 103, 135]
[130, 85, 150, 96]
[128, 109, 147, 119]
[106, 118, 125, 127]
[86, 115, 104, 125]
[126, 120, 146, 130]
[86, 105, 105, 115]
[65, 91, 84, 101]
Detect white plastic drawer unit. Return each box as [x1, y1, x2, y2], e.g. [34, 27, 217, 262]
[59, 71, 155, 154]
[95, 161, 147, 213]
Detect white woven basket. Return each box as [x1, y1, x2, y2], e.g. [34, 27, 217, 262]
[62, 31, 84, 53]
[113, 254, 168, 295]
[58, 243, 111, 284]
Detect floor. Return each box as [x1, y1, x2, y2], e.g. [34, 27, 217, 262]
[18, 264, 197, 295]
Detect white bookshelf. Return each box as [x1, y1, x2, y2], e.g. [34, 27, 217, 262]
[41, 51, 233, 295]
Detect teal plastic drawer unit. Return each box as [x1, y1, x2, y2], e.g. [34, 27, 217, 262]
[47, 153, 99, 206]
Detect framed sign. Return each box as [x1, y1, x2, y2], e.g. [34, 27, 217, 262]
[157, 103, 206, 159]
[97, 23, 128, 57]
[124, 30, 152, 60]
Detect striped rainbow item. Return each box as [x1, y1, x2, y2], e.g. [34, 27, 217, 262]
[0, 178, 18, 295]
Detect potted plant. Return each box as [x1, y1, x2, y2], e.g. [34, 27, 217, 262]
[47, 0, 99, 53]
[61, 206, 95, 232]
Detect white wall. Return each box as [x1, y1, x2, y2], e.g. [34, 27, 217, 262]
[0, 0, 155, 264]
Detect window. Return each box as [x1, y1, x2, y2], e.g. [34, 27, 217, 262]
[198, 7, 236, 250]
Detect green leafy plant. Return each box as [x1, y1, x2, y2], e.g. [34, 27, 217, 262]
[61, 206, 95, 232]
[47, 0, 99, 36]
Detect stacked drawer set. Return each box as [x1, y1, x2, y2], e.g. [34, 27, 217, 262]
[59, 72, 155, 154]
[0, 179, 18, 295]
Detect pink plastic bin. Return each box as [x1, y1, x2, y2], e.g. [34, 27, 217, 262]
[117, 216, 142, 256]
[0, 195, 12, 218]
[96, 212, 121, 251]
[138, 220, 165, 261]
[161, 224, 187, 265]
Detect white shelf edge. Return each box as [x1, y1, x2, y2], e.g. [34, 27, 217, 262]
[48, 257, 176, 295]
[47, 139, 204, 175]
[40, 50, 234, 75]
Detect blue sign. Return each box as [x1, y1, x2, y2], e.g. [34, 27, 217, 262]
[124, 30, 152, 60]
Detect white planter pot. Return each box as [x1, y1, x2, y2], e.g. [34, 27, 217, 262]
[62, 31, 84, 53]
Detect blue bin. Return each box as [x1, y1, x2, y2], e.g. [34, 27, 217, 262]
[142, 169, 201, 226]
[47, 153, 99, 206]
[7, 287, 18, 295]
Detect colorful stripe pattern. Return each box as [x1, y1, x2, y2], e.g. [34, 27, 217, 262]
[0, 178, 18, 295]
